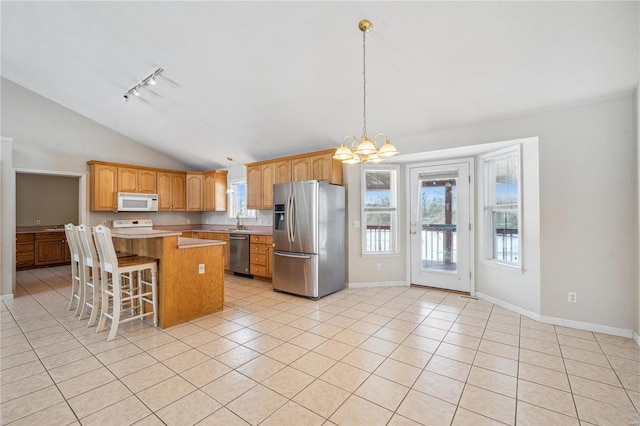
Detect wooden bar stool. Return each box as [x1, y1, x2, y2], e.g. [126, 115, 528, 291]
[93, 225, 159, 341]
[76, 224, 102, 327]
[64, 224, 83, 316]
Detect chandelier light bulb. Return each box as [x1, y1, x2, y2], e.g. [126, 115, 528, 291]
[133, 87, 140, 96]
[149, 74, 156, 85]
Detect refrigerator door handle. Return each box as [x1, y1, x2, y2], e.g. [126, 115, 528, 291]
[286, 193, 293, 242]
[275, 251, 312, 259]
[290, 193, 296, 243]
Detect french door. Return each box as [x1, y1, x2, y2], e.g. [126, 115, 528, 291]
[409, 161, 472, 292]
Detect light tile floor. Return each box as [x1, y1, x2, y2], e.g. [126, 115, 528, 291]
[2, 266, 639, 425]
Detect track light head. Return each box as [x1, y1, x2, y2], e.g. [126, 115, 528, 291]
[123, 68, 163, 102]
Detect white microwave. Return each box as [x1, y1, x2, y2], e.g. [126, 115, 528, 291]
[117, 192, 158, 212]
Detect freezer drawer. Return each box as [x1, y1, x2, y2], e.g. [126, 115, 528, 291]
[273, 251, 318, 298]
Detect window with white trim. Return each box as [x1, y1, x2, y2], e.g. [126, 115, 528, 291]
[227, 180, 256, 219]
[482, 146, 521, 266]
[362, 166, 399, 254]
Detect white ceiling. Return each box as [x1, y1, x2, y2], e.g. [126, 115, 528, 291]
[2, 1, 638, 170]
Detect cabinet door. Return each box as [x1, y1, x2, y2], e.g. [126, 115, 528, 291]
[203, 172, 216, 211]
[291, 157, 311, 182]
[172, 173, 187, 211]
[214, 171, 228, 212]
[138, 169, 157, 193]
[246, 164, 262, 210]
[275, 160, 291, 184]
[310, 153, 333, 182]
[90, 164, 118, 211]
[261, 163, 275, 210]
[186, 173, 203, 211]
[157, 171, 173, 211]
[35, 239, 65, 265]
[117, 167, 138, 193]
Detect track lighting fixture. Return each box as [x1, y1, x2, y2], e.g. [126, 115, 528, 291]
[124, 68, 163, 102]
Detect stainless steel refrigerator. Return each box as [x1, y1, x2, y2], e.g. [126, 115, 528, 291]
[272, 180, 345, 299]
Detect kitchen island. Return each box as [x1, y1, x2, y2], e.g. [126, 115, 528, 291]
[110, 229, 225, 328]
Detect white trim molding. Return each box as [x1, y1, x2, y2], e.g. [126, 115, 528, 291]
[347, 281, 409, 289]
[0, 294, 14, 302]
[477, 292, 635, 339]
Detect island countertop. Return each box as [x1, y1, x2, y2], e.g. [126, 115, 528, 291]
[177, 237, 226, 249]
[110, 229, 182, 239]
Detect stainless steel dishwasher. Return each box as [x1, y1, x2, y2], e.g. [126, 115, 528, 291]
[229, 233, 251, 275]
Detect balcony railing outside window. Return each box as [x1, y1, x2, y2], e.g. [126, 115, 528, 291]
[494, 227, 519, 263]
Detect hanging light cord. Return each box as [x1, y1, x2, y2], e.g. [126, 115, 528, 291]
[362, 29, 367, 137]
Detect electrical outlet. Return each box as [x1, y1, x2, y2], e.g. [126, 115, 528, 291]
[568, 292, 577, 303]
[36, 219, 41, 225]
[198, 264, 205, 274]
[187, 219, 191, 224]
[376, 263, 382, 271]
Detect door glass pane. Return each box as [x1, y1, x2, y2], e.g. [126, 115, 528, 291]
[419, 173, 458, 272]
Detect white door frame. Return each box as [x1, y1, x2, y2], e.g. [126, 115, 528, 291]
[405, 158, 475, 295]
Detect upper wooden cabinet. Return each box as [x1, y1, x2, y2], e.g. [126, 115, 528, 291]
[261, 163, 275, 210]
[117, 166, 157, 194]
[247, 164, 262, 210]
[186, 173, 203, 211]
[88, 160, 227, 212]
[89, 162, 118, 211]
[291, 157, 311, 182]
[203, 170, 228, 212]
[246, 149, 343, 210]
[158, 171, 186, 211]
[275, 160, 291, 184]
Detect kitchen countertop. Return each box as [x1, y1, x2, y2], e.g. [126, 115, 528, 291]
[16, 225, 273, 236]
[17, 226, 65, 234]
[154, 224, 272, 236]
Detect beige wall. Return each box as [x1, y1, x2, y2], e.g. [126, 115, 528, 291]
[16, 173, 79, 226]
[346, 94, 638, 333]
[1, 78, 201, 227]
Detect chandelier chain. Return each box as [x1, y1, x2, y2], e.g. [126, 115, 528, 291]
[362, 30, 367, 137]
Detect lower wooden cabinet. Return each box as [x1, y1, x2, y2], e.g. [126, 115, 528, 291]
[35, 232, 70, 266]
[250, 235, 273, 278]
[16, 233, 35, 268]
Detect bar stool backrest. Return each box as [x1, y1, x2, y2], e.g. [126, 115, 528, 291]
[64, 223, 81, 263]
[93, 225, 118, 274]
[76, 225, 98, 268]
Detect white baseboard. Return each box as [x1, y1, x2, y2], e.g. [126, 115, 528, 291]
[476, 292, 634, 339]
[0, 293, 14, 302]
[347, 281, 408, 289]
[633, 330, 640, 347]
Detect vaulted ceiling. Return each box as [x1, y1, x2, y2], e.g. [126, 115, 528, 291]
[2, 1, 638, 169]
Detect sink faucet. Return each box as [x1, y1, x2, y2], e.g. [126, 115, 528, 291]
[236, 214, 244, 230]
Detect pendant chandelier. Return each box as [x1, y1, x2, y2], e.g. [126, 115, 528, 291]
[334, 19, 399, 165]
